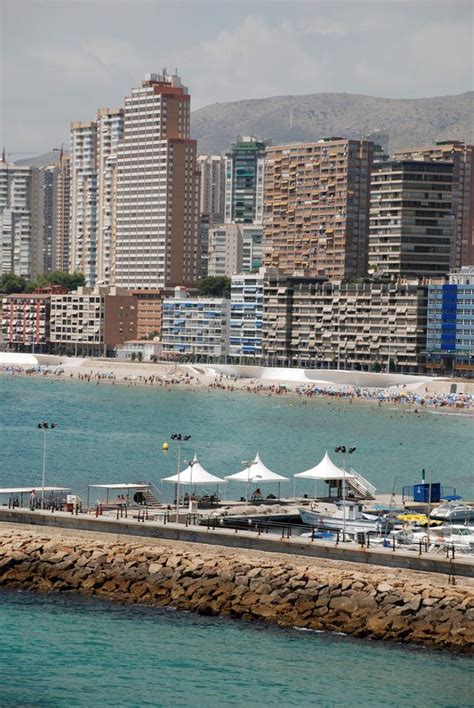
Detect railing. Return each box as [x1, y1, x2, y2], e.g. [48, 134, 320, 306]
[347, 467, 376, 498]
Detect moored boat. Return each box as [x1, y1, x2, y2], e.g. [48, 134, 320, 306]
[298, 500, 389, 533]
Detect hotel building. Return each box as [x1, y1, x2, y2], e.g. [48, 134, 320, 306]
[114, 72, 199, 289]
[263, 139, 373, 279]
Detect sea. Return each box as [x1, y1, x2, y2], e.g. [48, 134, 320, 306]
[0, 375, 473, 706]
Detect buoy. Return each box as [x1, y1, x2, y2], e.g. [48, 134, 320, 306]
[162, 442, 169, 451]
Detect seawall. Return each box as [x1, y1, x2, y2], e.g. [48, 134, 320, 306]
[0, 526, 473, 653]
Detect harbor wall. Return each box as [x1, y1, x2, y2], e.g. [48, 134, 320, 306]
[0, 527, 472, 654]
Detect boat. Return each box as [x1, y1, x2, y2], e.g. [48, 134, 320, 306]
[430, 502, 474, 523]
[430, 525, 474, 552]
[298, 500, 390, 533]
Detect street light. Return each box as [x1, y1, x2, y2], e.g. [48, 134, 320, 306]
[334, 445, 356, 542]
[37, 422, 57, 509]
[171, 433, 191, 522]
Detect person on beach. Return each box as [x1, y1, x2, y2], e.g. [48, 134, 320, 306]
[30, 489, 36, 511]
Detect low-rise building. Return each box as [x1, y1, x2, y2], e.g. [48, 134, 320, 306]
[229, 270, 264, 360]
[426, 266, 474, 376]
[49, 287, 137, 356]
[262, 273, 428, 373]
[1, 285, 67, 352]
[161, 287, 229, 359]
[115, 339, 162, 361]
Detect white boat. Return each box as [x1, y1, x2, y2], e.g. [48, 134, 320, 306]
[430, 525, 474, 552]
[298, 500, 388, 533]
[430, 502, 474, 523]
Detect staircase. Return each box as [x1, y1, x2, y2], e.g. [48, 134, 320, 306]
[135, 481, 162, 508]
[346, 468, 376, 500]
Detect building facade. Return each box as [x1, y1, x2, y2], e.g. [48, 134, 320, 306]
[263, 139, 374, 280]
[262, 273, 428, 373]
[55, 151, 71, 273]
[207, 224, 243, 277]
[0, 159, 32, 278]
[369, 160, 454, 278]
[426, 266, 474, 376]
[394, 142, 474, 268]
[161, 288, 230, 358]
[229, 270, 264, 360]
[49, 287, 137, 355]
[70, 121, 98, 285]
[225, 137, 265, 225]
[197, 154, 226, 224]
[1, 285, 67, 351]
[30, 164, 58, 278]
[114, 72, 199, 289]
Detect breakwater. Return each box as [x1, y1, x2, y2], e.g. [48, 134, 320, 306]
[0, 527, 473, 654]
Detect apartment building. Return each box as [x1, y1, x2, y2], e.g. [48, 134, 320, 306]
[70, 121, 98, 285]
[394, 141, 474, 268]
[161, 288, 230, 358]
[426, 266, 474, 376]
[30, 164, 58, 278]
[114, 72, 199, 289]
[96, 108, 124, 286]
[49, 287, 136, 355]
[229, 270, 264, 360]
[369, 160, 454, 278]
[225, 137, 266, 224]
[1, 285, 67, 351]
[197, 154, 226, 224]
[0, 158, 32, 278]
[262, 273, 428, 373]
[55, 151, 71, 272]
[207, 224, 243, 277]
[263, 139, 374, 280]
[241, 224, 263, 272]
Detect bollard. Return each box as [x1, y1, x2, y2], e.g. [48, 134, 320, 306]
[336, 530, 340, 546]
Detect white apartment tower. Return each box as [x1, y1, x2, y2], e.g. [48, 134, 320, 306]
[70, 121, 98, 285]
[114, 72, 199, 289]
[0, 157, 32, 278]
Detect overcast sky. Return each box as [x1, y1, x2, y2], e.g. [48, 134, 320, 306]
[1, 0, 473, 156]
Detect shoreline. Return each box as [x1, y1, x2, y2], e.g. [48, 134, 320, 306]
[2, 360, 474, 416]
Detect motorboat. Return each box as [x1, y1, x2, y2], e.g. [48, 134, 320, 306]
[430, 502, 474, 523]
[298, 500, 389, 533]
[430, 525, 474, 552]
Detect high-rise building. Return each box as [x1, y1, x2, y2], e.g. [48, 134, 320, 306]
[225, 136, 266, 225]
[70, 121, 98, 285]
[114, 72, 199, 289]
[394, 142, 474, 268]
[96, 108, 124, 286]
[30, 164, 57, 278]
[207, 224, 243, 277]
[229, 270, 264, 360]
[55, 151, 71, 272]
[0, 158, 32, 278]
[263, 139, 374, 280]
[197, 154, 226, 224]
[369, 160, 454, 278]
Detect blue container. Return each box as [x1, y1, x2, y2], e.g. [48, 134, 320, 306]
[413, 483, 441, 503]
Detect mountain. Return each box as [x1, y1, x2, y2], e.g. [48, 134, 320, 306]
[15, 151, 63, 167]
[191, 91, 474, 155]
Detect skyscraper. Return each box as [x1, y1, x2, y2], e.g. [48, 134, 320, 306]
[70, 121, 98, 285]
[263, 139, 374, 279]
[394, 142, 474, 267]
[30, 163, 57, 277]
[369, 160, 454, 278]
[114, 71, 199, 289]
[0, 157, 32, 278]
[225, 136, 266, 225]
[197, 154, 226, 224]
[55, 151, 71, 273]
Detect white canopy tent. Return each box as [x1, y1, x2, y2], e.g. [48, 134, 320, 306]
[294, 451, 355, 499]
[225, 452, 288, 502]
[162, 454, 226, 518]
[0, 486, 70, 509]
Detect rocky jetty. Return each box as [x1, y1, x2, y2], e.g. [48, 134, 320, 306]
[0, 528, 472, 653]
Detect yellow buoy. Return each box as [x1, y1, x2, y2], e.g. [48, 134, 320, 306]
[162, 442, 169, 451]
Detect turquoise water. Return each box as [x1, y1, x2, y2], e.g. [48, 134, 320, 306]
[0, 590, 472, 707]
[0, 375, 473, 499]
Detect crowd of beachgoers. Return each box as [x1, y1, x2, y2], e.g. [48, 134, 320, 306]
[1, 360, 474, 412]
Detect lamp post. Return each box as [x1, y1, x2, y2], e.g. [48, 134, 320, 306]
[184, 457, 197, 510]
[37, 422, 57, 509]
[241, 458, 258, 504]
[171, 433, 191, 522]
[334, 445, 356, 542]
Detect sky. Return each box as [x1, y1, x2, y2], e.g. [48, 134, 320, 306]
[1, 0, 473, 156]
